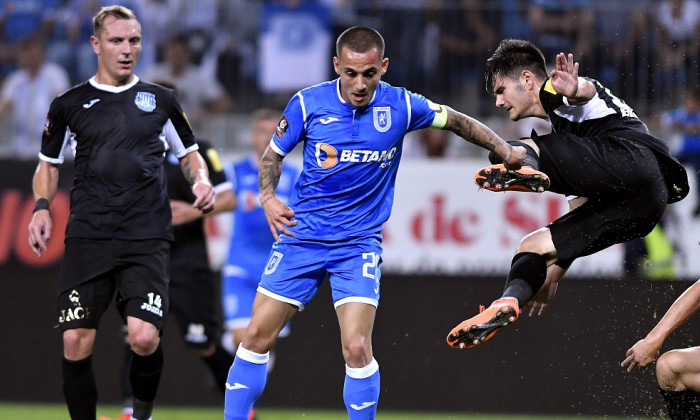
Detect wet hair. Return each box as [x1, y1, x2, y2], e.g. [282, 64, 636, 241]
[485, 39, 548, 93]
[93, 5, 140, 37]
[336, 26, 385, 59]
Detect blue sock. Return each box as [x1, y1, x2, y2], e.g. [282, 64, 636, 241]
[344, 359, 380, 420]
[224, 346, 269, 420]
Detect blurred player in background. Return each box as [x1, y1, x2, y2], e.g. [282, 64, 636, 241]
[223, 26, 528, 420]
[220, 108, 299, 420]
[112, 136, 235, 420]
[220, 108, 299, 356]
[446, 39, 688, 350]
[622, 279, 700, 419]
[27, 6, 215, 420]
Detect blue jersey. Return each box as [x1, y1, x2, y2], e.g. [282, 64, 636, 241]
[224, 155, 299, 273]
[271, 79, 442, 241]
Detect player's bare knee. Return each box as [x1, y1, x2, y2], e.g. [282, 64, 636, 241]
[128, 330, 160, 356]
[342, 337, 371, 366]
[656, 350, 685, 391]
[62, 329, 96, 359]
[516, 228, 554, 256]
[241, 324, 277, 353]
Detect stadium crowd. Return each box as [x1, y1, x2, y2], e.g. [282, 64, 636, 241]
[0, 0, 698, 158]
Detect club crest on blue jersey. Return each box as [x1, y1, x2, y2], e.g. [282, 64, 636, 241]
[134, 92, 156, 112]
[373, 106, 391, 132]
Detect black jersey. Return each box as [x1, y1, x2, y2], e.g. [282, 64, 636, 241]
[165, 140, 231, 269]
[40, 77, 197, 240]
[538, 77, 689, 203]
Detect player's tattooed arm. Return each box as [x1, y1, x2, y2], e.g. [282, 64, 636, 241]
[179, 151, 215, 213]
[259, 146, 297, 241]
[443, 106, 526, 169]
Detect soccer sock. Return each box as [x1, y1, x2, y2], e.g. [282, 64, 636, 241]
[488, 140, 540, 169]
[224, 346, 269, 420]
[502, 252, 547, 308]
[343, 358, 380, 420]
[121, 344, 134, 413]
[62, 356, 98, 420]
[201, 344, 235, 394]
[660, 388, 700, 419]
[130, 344, 163, 420]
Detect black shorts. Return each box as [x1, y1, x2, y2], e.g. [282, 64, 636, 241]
[168, 266, 221, 349]
[56, 238, 171, 331]
[536, 133, 669, 267]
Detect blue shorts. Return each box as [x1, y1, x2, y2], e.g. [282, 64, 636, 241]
[258, 235, 383, 311]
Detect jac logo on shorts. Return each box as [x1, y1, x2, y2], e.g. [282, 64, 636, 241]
[134, 92, 156, 112]
[141, 292, 164, 317]
[58, 289, 92, 324]
[264, 251, 284, 275]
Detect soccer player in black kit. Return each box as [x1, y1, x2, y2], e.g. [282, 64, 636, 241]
[27, 6, 215, 420]
[446, 39, 689, 350]
[116, 139, 236, 419]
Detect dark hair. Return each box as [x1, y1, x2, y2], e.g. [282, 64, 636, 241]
[485, 39, 548, 93]
[250, 108, 281, 124]
[93, 5, 139, 37]
[336, 26, 385, 59]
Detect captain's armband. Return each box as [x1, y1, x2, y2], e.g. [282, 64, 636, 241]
[428, 100, 448, 129]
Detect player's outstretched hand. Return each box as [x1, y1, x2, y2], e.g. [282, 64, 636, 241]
[261, 195, 297, 242]
[622, 337, 662, 373]
[192, 179, 215, 213]
[550, 52, 579, 98]
[28, 210, 52, 257]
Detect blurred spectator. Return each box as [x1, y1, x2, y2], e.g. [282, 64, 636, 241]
[427, 0, 499, 115]
[258, 0, 332, 107]
[500, 0, 532, 40]
[142, 34, 233, 130]
[662, 85, 700, 216]
[0, 35, 69, 158]
[652, 0, 700, 104]
[0, 0, 61, 78]
[592, 0, 652, 110]
[133, 0, 179, 72]
[170, 0, 220, 66]
[216, 0, 263, 107]
[527, 0, 594, 62]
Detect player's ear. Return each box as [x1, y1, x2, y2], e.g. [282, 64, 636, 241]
[333, 57, 340, 75]
[381, 57, 389, 76]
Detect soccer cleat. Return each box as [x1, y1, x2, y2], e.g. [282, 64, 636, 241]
[474, 164, 550, 192]
[446, 298, 520, 349]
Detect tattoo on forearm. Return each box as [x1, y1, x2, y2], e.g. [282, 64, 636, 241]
[449, 111, 501, 152]
[259, 150, 283, 196]
[182, 159, 196, 184]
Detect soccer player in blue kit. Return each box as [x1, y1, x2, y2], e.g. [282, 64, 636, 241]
[221, 108, 299, 358]
[223, 26, 527, 420]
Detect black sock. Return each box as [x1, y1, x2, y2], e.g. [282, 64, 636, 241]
[488, 140, 540, 169]
[201, 344, 235, 394]
[130, 344, 163, 419]
[660, 388, 700, 419]
[502, 252, 547, 307]
[62, 356, 98, 420]
[121, 344, 134, 410]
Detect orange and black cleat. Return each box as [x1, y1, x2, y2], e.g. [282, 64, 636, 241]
[474, 164, 550, 192]
[447, 298, 520, 349]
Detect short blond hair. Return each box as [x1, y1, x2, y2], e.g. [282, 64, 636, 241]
[93, 5, 139, 37]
